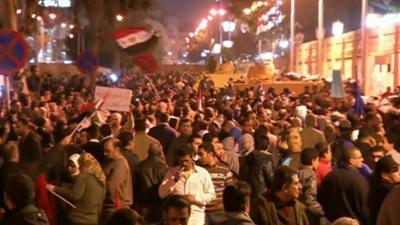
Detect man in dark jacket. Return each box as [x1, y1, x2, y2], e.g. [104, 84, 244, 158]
[81, 124, 105, 166]
[15, 117, 43, 164]
[368, 155, 400, 224]
[239, 127, 274, 202]
[2, 173, 49, 225]
[319, 147, 370, 225]
[0, 142, 22, 209]
[251, 166, 308, 225]
[218, 181, 255, 225]
[135, 144, 167, 223]
[148, 113, 177, 154]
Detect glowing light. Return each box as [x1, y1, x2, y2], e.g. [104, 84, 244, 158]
[243, 8, 251, 15]
[199, 19, 208, 30]
[186, 37, 190, 43]
[218, 9, 226, 16]
[167, 51, 173, 56]
[31, 13, 36, 18]
[212, 43, 221, 54]
[278, 39, 289, 49]
[69, 24, 74, 29]
[210, 9, 217, 16]
[61, 23, 67, 28]
[201, 52, 207, 57]
[208, 16, 213, 21]
[332, 20, 344, 36]
[223, 40, 234, 48]
[222, 21, 236, 32]
[189, 32, 194, 37]
[260, 52, 273, 60]
[257, 1, 263, 7]
[36, 16, 42, 21]
[49, 13, 57, 20]
[251, 4, 257, 11]
[68, 33, 74, 39]
[16, 9, 22, 15]
[116, 14, 124, 22]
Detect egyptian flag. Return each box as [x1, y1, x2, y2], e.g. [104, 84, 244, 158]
[132, 51, 159, 73]
[112, 27, 158, 55]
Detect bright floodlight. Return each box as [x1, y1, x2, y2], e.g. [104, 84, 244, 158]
[222, 21, 236, 32]
[36, 16, 42, 21]
[16, 9, 22, 15]
[61, 23, 67, 28]
[69, 24, 75, 29]
[68, 33, 74, 39]
[332, 20, 344, 36]
[218, 9, 226, 16]
[116, 14, 124, 22]
[212, 43, 221, 54]
[223, 40, 234, 48]
[279, 39, 289, 49]
[189, 32, 194, 37]
[109, 73, 118, 82]
[210, 9, 218, 16]
[49, 13, 57, 20]
[243, 8, 251, 15]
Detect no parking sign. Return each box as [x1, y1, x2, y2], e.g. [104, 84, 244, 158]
[76, 51, 99, 75]
[0, 29, 29, 74]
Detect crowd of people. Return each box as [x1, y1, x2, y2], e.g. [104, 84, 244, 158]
[0, 64, 400, 225]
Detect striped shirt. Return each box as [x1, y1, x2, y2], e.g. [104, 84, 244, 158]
[202, 164, 234, 212]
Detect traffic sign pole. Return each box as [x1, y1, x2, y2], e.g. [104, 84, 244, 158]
[4, 76, 10, 109]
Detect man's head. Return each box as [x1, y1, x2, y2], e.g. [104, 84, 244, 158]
[68, 154, 81, 177]
[272, 166, 302, 202]
[176, 146, 194, 171]
[315, 142, 332, 162]
[104, 138, 122, 160]
[188, 134, 202, 154]
[163, 195, 191, 225]
[134, 118, 146, 132]
[118, 131, 134, 149]
[223, 181, 251, 213]
[197, 143, 216, 167]
[305, 114, 317, 128]
[254, 126, 270, 151]
[15, 117, 30, 136]
[365, 112, 383, 133]
[30, 65, 40, 76]
[369, 145, 385, 163]
[148, 143, 165, 162]
[100, 124, 113, 139]
[5, 173, 35, 209]
[86, 124, 100, 140]
[178, 119, 192, 136]
[2, 142, 20, 163]
[107, 208, 144, 225]
[159, 113, 170, 124]
[339, 147, 364, 169]
[110, 113, 122, 128]
[357, 127, 375, 145]
[301, 148, 319, 169]
[374, 155, 400, 184]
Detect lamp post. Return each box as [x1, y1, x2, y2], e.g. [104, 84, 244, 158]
[361, 0, 369, 94]
[289, 0, 295, 72]
[317, 0, 324, 78]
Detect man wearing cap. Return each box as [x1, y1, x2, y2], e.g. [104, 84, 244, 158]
[3, 173, 50, 225]
[368, 155, 400, 224]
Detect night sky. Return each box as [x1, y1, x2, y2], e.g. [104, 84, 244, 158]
[157, 0, 216, 32]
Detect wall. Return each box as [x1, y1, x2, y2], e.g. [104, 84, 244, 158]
[294, 25, 400, 96]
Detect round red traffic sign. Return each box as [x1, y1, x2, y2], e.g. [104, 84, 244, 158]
[0, 29, 29, 75]
[76, 51, 99, 75]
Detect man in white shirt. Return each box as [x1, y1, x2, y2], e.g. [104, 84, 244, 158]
[159, 146, 215, 225]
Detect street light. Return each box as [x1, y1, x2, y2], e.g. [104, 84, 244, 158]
[243, 8, 251, 15]
[332, 21, 344, 36]
[210, 9, 218, 16]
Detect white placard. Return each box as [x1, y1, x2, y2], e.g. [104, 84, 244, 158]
[94, 86, 132, 112]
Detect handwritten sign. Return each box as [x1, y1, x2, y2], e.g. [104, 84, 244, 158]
[94, 86, 132, 112]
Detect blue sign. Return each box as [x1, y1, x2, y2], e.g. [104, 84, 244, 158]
[0, 29, 29, 75]
[76, 51, 99, 75]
